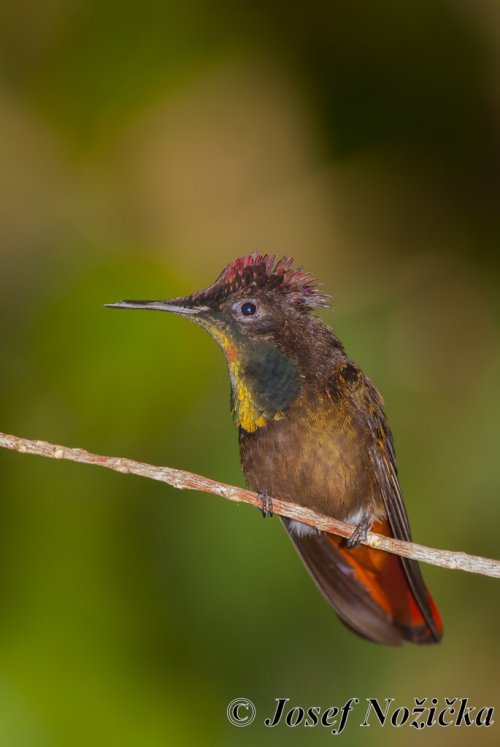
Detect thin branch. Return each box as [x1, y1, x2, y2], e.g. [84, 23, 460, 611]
[0, 430, 498, 579]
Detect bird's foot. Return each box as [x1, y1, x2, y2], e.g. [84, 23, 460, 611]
[345, 520, 370, 549]
[258, 490, 273, 519]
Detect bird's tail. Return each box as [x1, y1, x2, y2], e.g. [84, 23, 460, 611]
[283, 517, 442, 646]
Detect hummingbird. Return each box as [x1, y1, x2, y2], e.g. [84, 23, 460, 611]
[107, 254, 442, 645]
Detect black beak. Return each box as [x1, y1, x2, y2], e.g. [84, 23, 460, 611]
[105, 300, 209, 315]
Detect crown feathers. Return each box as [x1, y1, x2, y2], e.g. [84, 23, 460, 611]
[193, 253, 331, 310]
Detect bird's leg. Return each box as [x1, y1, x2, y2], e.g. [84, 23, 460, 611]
[257, 489, 274, 519]
[345, 518, 370, 549]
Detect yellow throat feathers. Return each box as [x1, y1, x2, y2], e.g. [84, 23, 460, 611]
[207, 324, 295, 433]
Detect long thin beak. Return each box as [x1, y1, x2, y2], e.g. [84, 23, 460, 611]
[105, 300, 209, 315]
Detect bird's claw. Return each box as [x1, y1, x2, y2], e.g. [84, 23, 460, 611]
[345, 520, 370, 549]
[258, 490, 273, 518]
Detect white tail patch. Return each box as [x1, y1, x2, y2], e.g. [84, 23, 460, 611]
[287, 520, 321, 538]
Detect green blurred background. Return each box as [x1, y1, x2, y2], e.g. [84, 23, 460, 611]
[0, 1, 499, 745]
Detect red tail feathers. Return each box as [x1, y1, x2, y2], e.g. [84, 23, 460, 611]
[283, 515, 442, 645]
[326, 518, 443, 644]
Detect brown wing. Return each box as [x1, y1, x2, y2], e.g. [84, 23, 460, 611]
[282, 515, 442, 644]
[282, 517, 405, 645]
[345, 365, 442, 642]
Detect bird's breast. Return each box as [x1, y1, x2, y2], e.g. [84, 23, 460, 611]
[239, 393, 381, 522]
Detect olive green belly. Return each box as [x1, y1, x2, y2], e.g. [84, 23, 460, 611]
[239, 406, 383, 523]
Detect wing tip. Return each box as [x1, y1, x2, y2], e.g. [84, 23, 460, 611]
[282, 517, 443, 646]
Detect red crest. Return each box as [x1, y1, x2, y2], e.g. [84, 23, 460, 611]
[193, 253, 331, 309]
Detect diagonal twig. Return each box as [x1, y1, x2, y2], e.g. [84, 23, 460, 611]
[0, 430, 498, 579]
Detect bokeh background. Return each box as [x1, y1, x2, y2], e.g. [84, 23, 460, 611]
[0, 1, 499, 745]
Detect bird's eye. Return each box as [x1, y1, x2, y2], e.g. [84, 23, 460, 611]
[241, 301, 257, 317]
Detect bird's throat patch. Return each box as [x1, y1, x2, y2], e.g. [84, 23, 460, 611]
[228, 341, 300, 433]
[201, 321, 301, 433]
[229, 361, 270, 432]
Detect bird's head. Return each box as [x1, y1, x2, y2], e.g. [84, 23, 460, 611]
[107, 254, 332, 432]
